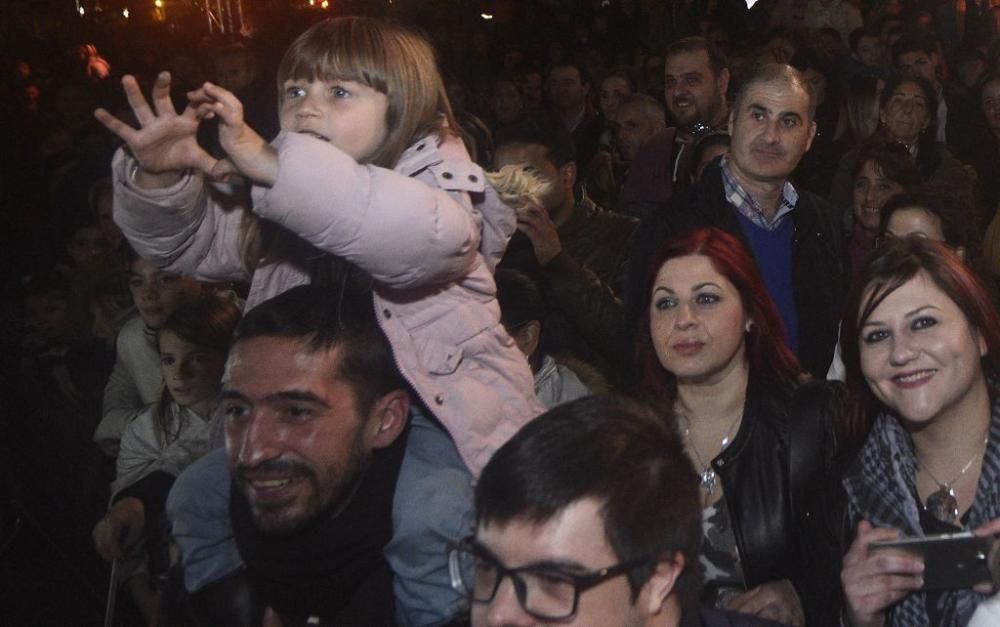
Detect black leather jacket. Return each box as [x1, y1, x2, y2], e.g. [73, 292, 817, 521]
[709, 376, 843, 625]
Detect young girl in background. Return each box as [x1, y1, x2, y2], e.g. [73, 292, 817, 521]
[95, 16, 543, 623]
[95, 250, 203, 455]
[93, 296, 240, 625]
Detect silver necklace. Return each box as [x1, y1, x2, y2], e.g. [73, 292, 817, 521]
[682, 413, 742, 497]
[919, 433, 989, 525]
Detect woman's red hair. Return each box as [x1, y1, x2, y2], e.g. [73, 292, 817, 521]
[635, 227, 802, 404]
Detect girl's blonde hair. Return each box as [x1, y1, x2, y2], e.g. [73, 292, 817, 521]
[276, 16, 456, 168]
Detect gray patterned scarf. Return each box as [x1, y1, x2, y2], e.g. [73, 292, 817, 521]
[842, 385, 1000, 626]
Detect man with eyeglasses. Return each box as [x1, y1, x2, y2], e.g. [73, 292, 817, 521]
[450, 395, 783, 626]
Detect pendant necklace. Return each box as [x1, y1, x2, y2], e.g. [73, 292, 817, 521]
[919, 432, 989, 525]
[682, 412, 743, 498]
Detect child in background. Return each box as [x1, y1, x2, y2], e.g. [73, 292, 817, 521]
[495, 268, 600, 407]
[95, 249, 204, 456]
[95, 16, 543, 623]
[63, 221, 107, 268]
[93, 296, 240, 626]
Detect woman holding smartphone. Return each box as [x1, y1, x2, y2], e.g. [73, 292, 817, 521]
[839, 237, 1000, 626]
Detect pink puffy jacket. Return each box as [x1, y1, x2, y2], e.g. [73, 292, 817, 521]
[113, 131, 544, 475]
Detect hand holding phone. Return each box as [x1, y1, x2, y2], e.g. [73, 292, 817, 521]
[842, 521, 925, 627]
[870, 531, 992, 590]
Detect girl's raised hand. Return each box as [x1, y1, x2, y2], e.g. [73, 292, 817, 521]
[841, 520, 924, 627]
[188, 81, 278, 186]
[94, 72, 218, 186]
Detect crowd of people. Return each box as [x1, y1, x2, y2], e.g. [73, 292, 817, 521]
[7, 0, 1000, 625]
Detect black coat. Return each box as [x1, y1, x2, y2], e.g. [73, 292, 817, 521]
[625, 157, 847, 379]
[715, 377, 844, 626]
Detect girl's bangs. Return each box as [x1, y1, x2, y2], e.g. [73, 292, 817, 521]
[279, 25, 388, 94]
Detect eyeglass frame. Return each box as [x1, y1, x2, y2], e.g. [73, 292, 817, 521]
[448, 536, 655, 621]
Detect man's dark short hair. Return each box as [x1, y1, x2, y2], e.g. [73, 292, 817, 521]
[475, 395, 701, 604]
[490, 72, 523, 94]
[232, 283, 405, 416]
[891, 30, 937, 66]
[980, 70, 1000, 99]
[602, 66, 639, 93]
[494, 117, 577, 168]
[514, 64, 543, 82]
[849, 26, 881, 53]
[548, 62, 591, 88]
[665, 36, 729, 78]
[732, 63, 816, 122]
[495, 268, 547, 330]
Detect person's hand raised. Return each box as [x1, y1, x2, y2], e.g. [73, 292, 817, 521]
[94, 71, 218, 187]
[188, 81, 277, 186]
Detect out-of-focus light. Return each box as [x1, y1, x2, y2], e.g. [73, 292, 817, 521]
[308, 0, 314, 5]
[155, 0, 163, 6]
[123, 8, 130, 17]
[79, 6, 85, 15]
[481, 12, 493, 20]
[321, 0, 329, 7]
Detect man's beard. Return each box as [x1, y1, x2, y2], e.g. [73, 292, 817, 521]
[671, 102, 703, 126]
[672, 93, 722, 127]
[236, 434, 369, 535]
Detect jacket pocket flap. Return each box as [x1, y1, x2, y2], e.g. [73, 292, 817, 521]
[413, 336, 464, 375]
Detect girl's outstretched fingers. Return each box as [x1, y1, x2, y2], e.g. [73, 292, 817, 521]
[121, 74, 157, 127]
[94, 107, 136, 144]
[95, 69, 219, 180]
[150, 71, 179, 118]
[196, 81, 245, 127]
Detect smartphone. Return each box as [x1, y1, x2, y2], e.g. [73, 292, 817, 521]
[870, 532, 992, 590]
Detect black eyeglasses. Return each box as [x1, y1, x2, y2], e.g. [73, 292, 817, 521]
[448, 537, 653, 620]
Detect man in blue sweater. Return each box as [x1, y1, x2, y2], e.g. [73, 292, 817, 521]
[626, 64, 846, 378]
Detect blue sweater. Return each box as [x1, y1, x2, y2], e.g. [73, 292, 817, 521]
[734, 212, 797, 353]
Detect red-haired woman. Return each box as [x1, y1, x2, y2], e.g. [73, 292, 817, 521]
[839, 237, 1000, 626]
[636, 227, 842, 626]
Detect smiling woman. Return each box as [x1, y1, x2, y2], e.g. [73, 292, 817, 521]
[839, 238, 1000, 626]
[844, 145, 919, 283]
